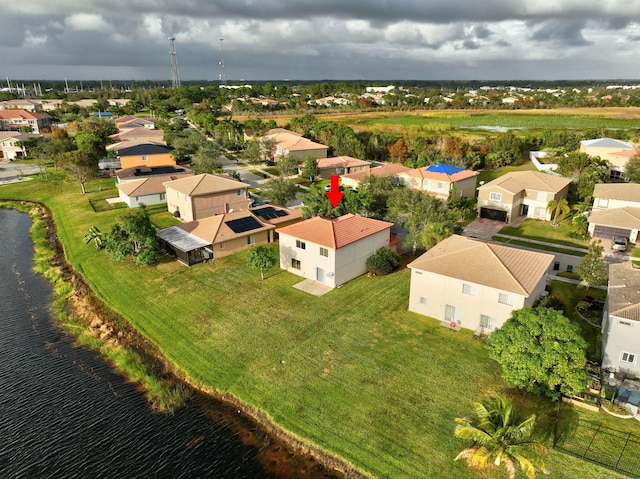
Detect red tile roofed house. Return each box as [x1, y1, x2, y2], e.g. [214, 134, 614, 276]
[278, 214, 394, 288]
[339, 164, 411, 190]
[156, 210, 275, 266]
[0, 109, 51, 133]
[262, 128, 328, 162]
[164, 173, 252, 222]
[408, 235, 553, 333]
[315, 156, 371, 179]
[397, 163, 479, 200]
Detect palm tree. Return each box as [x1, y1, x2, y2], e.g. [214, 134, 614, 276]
[454, 394, 548, 479]
[546, 198, 570, 226]
[84, 226, 104, 249]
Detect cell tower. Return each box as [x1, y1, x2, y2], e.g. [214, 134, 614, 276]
[219, 38, 226, 86]
[169, 34, 180, 89]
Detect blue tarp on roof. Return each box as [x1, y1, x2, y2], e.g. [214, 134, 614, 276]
[425, 163, 464, 175]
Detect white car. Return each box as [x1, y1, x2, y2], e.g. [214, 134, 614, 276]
[612, 236, 628, 251]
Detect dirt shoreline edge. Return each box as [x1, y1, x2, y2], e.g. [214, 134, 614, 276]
[11, 200, 368, 479]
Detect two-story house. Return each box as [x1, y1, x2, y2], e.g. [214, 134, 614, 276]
[580, 137, 637, 180]
[0, 109, 51, 133]
[164, 173, 252, 222]
[0, 131, 42, 160]
[107, 141, 174, 170]
[588, 183, 640, 244]
[278, 214, 394, 288]
[261, 128, 328, 162]
[397, 163, 479, 201]
[602, 262, 640, 378]
[315, 156, 371, 179]
[408, 235, 554, 333]
[477, 170, 571, 223]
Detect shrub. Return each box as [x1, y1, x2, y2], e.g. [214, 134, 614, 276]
[366, 248, 401, 276]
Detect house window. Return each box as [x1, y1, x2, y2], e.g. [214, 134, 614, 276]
[618, 320, 633, 326]
[437, 182, 446, 189]
[533, 207, 545, 217]
[414, 270, 422, 275]
[480, 315, 498, 330]
[462, 283, 476, 296]
[219, 242, 225, 249]
[296, 240, 306, 250]
[445, 304, 457, 322]
[237, 188, 244, 196]
[536, 191, 546, 201]
[489, 192, 502, 201]
[621, 352, 637, 364]
[142, 155, 149, 161]
[160, 193, 165, 201]
[247, 235, 255, 245]
[292, 258, 301, 270]
[319, 247, 329, 257]
[498, 293, 514, 306]
[419, 297, 427, 305]
[597, 198, 609, 208]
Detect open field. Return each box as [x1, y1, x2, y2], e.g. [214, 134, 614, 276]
[0, 173, 635, 479]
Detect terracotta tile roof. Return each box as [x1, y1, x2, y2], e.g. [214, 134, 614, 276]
[316, 156, 371, 169]
[277, 213, 392, 249]
[478, 170, 571, 195]
[163, 173, 250, 196]
[408, 235, 554, 296]
[175, 210, 274, 245]
[593, 183, 640, 202]
[401, 167, 478, 182]
[588, 207, 640, 229]
[340, 164, 411, 182]
[0, 109, 50, 120]
[608, 149, 639, 158]
[608, 262, 640, 322]
[277, 136, 327, 152]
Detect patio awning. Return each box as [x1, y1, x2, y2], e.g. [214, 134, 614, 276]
[156, 226, 211, 252]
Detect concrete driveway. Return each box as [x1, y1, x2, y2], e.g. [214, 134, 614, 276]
[0, 161, 42, 185]
[462, 216, 524, 241]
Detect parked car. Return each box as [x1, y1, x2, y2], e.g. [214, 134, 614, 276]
[613, 236, 628, 251]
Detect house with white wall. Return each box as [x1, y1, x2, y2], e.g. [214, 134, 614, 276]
[602, 262, 640, 378]
[408, 235, 554, 333]
[580, 137, 637, 179]
[397, 163, 478, 201]
[589, 183, 640, 244]
[278, 214, 393, 288]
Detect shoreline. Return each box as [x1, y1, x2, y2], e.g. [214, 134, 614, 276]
[9, 200, 366, 479]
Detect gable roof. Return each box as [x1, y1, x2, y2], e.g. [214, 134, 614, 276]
[0, 109, 50, 121]
[340, 164, 410, 182]
[277, 136, 327, 152]
[278, 213, 392, 249]
[163, 173, 250, 196]
[408, 235, 554, 296]
[478, 170, 571, 195]
[0, 131, 42, 142]
[110, 128, 165, 142]
[588, 207, 640, 229]
[116, 143, 174, 156]
[117, 175, 181, 197]
[581, 138, 634, 149]
[593, 183, 640, 203]
[172, 210, 274, 245]
[316, 156, 371, 169]
[608, 262, 640, 322]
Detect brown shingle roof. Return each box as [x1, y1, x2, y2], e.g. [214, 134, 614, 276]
[163, 173, 250, 196]
[588, 207, 640, 229]
[316, 156, 371, 169]
[340, 164, 410, 182]
[408, 235, 554, 296]
[278, 213, 392, 249]
[117, 175, 177, 196]
[608, 262, 640, 322]
[593, 183, 640, 203]
[478, 170, 571, 195]
[175, 210, 274, 245]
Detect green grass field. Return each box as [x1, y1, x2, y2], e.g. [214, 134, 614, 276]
[0, 171, 634, 479]
[499, 218, 591, 250]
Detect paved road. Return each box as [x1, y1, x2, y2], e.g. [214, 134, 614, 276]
[0, 161, 43, 185]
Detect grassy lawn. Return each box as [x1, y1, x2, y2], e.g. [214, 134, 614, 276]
[492, 236, 586, 257]
[0, 171, 635, 479]
[499, 218, 591, 250]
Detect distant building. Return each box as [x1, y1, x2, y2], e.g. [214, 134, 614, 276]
[0, 109, 51, 133]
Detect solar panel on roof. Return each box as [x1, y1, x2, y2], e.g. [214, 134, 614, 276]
[253, 206, 288, 221]
[225, 216, 263, 234]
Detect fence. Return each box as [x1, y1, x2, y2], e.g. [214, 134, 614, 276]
[555, 420, 640, 477]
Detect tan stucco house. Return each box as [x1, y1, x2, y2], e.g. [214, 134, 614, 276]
[278, 214, 393, 288]
[262, 128, 328, 162]
[397, 163, 479, 201]
[602, 262, 640, 378]
[116, 175, 177, 208]
[580, 138, 637, 180]
[340, 164, 410, 190]
[164, 173, 251, 222]
[315, 156, 371, 179]
[589, 183, 640, 243]
[0, 109, 51, 133]
[156, 210, 275, 266]
[408, 235, 554, 333]
[0, 131, 42, 160]
[477, 170, 571, 223]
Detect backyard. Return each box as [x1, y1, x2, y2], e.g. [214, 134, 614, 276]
[0, 173, 635, 479]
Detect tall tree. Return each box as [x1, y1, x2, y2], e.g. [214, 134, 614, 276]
[59, 150, 97, 194]
[625, 153, 640, 183]
[546, 198, 570, 226]
[260, 177, 298, 206]
[247, 245, 277, 280]
[300, 156, 320, 182]
[576, 240, 607, 288]
[454, 394, 548, 479]
[486, 307, 589, 401]
[275, 153, 300, 176]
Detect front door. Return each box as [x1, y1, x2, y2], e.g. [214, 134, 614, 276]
[521, 204, 529, 216]
[316, 267, 326, 283]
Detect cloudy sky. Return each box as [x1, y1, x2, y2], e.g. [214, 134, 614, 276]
[3, 1, 640, 82]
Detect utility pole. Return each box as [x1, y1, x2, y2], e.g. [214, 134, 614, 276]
[169, 33, 180, 88]
[219, 38, 226, 86]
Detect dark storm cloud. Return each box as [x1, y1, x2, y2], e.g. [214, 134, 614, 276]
[529, 19, 592, 47]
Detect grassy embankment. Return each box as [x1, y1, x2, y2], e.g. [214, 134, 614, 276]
[0, 172, 634, 479]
